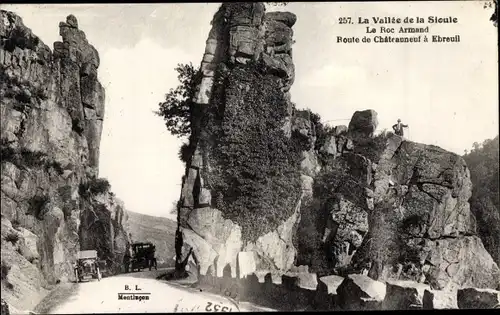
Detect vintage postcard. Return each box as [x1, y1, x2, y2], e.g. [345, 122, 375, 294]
[0, 1, 498, 313]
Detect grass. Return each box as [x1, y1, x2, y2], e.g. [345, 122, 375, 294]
[1, 138, 64, 174]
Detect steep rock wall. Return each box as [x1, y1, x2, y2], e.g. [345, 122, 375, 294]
[176, 3, 304, 276]
[0, 11, 129, 310]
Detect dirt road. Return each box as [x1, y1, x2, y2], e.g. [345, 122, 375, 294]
[34, 269, 274, 313]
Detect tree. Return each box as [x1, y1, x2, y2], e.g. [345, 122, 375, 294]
[155, 63, 201, 139]
[463, 136, 500, 264]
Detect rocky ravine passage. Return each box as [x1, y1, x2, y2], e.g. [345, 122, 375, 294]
[175, 1, 499, 300]
[1, 11, 130, 311]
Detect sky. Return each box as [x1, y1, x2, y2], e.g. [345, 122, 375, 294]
[2, 2, 498, 220]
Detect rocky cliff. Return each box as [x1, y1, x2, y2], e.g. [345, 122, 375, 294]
[295, 110, 499, 291]
[0, 11, 129, 310]
[175, 2, 499, 293]
[176, 2, 301, 276]
[176, 2, 305, 276]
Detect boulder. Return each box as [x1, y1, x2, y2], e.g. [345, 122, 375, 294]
[181, 228, 218, 276]
[457, 288, 500, 309]
[290, 265, 309, 273]
[320, 135, 337, 156]
[347, 109, 378, 139]
[335, 125, 348, 136]
[383, 280, 430, 310]
[315, 275, 344, 310]
[297, 272, 318, 290]
[261, 53, 294, 81]
[300, 150, 321, 178]
[237, 252, 256, 279]
[292, 111, 316, 151]
[337, 274, 386, 310]
[317, 275, 344, 295]
[264, 12, 297, 27]
[227, 3, 265, 27]
[423, 236, 499, 290]
[423, 289, 458, 309]
[17, 227, 40, 262]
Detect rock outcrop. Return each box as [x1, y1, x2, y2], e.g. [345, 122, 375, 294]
[295, 111, 499, 291]
[174, 3, 499, 300]
[1, 11, 129, 311]
[457, 288, 500, 309]
[176, 3, 301, 276]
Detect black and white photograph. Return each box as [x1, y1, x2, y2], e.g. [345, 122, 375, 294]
[0, 1, 499, 313]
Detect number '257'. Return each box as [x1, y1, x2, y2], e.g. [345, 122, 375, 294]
[205, 302, 232, 312]
[338, 17, 352, 24]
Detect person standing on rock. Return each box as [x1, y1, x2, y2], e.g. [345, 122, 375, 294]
[392, 119, 409, 137]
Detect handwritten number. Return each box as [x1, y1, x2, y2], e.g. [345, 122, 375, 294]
[205, 302, 213, 312]
[214, 304, 220, 312]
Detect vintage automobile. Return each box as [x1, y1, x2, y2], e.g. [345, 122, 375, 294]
[126, 242, 157, 272]
[74, 250, 102, 282]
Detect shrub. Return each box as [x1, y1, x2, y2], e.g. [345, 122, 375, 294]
[81, 178, 111, 196]
[44, 160, 64, 175]
[18, 148, 47, 168]
[1, 140, 66, 175]
[89, 178, 111, 195]
[352, 129, 393, 163]
[5, 233, 19, 245]
[205, 63, 302, 242]
[178, 142, 195, 164]
[28, 195, 50, 220]
[1, 261, 10, 281]
[0, 138, 17, 165]
[3, 26, 40, 52]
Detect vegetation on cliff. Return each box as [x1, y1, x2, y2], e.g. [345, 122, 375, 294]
[207, 63, 303, 242]
[463, 136, 500, 264]
[157, 61, 304, 242]
[156, 63, 202, 139]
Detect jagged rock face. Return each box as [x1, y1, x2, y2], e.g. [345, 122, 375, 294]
[175, 3, 498, 294]
[176, 3, 300, 275]
[353, 137, 499, 290]
[348, 109, 378, 140]
[296, 109, 499, 290]
[79, 193, 130, 275]
[1, 11, 126, 310]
